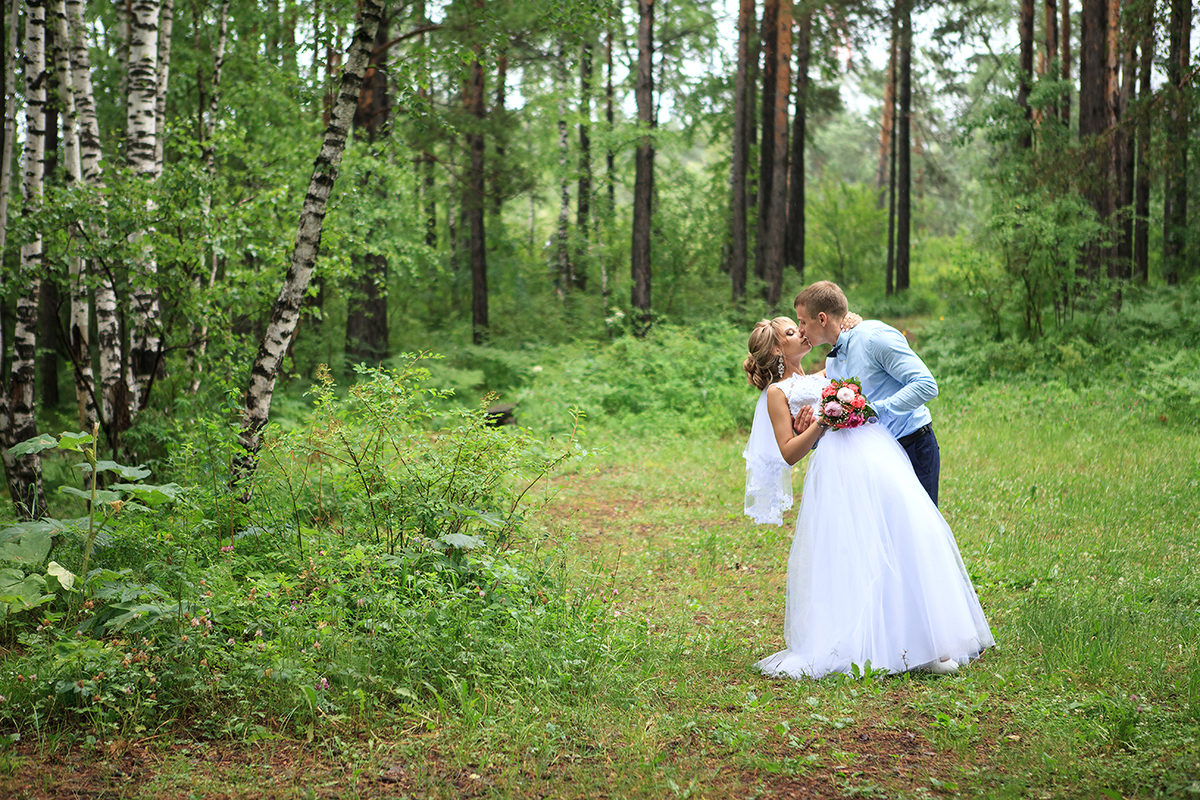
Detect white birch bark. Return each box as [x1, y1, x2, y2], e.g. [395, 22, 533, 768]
[66, 0, 118, 435]
[152, 0, 171, 171]
[124, 0, 162, 418]
[0, 0, 19, 262]
[235, 0, 384, 483]
[188, 0, 229, 393]
[51, 0, 97, 429]
[5, 0, 48, 516]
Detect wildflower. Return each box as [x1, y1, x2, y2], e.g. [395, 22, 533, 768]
[190, 618, 201, 627]
[313, 641, 321, 650]
[220, 545, 234, 553]
[180, 634, 189, 642]
[316, 677, 329, 691]
[0, 695, 5, 703]
[226, 638, 235, 646]
[148, 676, 156, 684]
[356, 597, 365, 607]
[254, 629, 262, 638]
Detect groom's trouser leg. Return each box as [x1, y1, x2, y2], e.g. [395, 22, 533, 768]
[899, 426, 940, 506]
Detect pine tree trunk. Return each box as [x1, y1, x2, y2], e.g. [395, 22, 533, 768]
[631, 0, 654, 335]
[345, 11, 390, 368]
[896, 0, 912, 292]
[605, 11, 615, 223]
[1163, 0, 1191, 284]
[125, 0, 163, 417]
[1044, 0, 1059, 119]
[1078, 0, 1110, 279]
[466, 31, 487, 344]
[1133, 7, 1152, 283]
[875, 12, 896, 205]
[235, 0, 384, 481]
[730, 0, 753, 301]
[884, 0, 899, 295]
[556, 47, 572, 296]
[5, 0, 49, 517]
[753, 0, 778, 281]
[1018, 0, 1034, 149]
[1113, 8, 1135, 281]
[414, 0, 435, 247]
[763, 0, 792, 305]
[1061, 0, 1072, 127]
[492, 49, 507, 218]
[785, 4, 810, 277]
[577, 42, 592, 245]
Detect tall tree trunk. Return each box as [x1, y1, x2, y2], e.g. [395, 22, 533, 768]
[414, 0, 435, 247]
[577, 41, 592, 245]
[631, 0, 654, 335]
[1133, 5, 1152, 283]
[1061, 0, 1072, 126]
[235, 0, 383, 481]
[730, 0, 753, 301]
[491, 48, 507, 218]
[1044, 0, 1059, 120]
[66, 0, 112, 436]
[1112, 5, 1135, 281]
[785, 3, 811, 277]
[345, 10, 390, 367]
[556, 47, 572, 295]
[762, 0, 792, 304]
[753, 0, 778, 281]
[1163, 0, 1191, 284]
[896, 0, 912, 292]
[465, 28, 487, 343]
[0, 0, 18, 264]
[187, 0, 228, 394]
[125, 0, 164, 418]
[875, 11, 897, 205]
[605, 10, 616, 224]
[5, 0, 48, 517]
[153, 0, 172, 173]
[53, 0, 90, 423]
[1079, 0, 1110, 279]
[1018, 0, 1035, 149]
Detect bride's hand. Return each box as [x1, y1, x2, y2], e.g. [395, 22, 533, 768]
[841, 311, 863, 331]
[793, 406, 816, 435]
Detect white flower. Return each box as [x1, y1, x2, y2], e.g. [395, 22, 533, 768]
[836, 387, 857, 404]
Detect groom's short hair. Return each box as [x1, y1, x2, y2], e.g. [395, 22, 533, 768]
[795, 281, 848, 318]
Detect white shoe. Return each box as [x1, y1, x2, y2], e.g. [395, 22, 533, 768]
[924, 658, 959, 675]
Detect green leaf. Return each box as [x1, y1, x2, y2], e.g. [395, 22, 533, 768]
[6, 434, 59, 457]
[437, 533, 486, 551]
[79, 460, 152, 480]
[0, 567, 49, 611]
[0, 524, 53, 565]
[109, 483, 181, 507]
[56, 431, 94, 452]
[59, 486, 123, 504]
[46, 561, 75, 591]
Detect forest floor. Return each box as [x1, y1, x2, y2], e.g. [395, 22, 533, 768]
[5, 384, 1200, 798]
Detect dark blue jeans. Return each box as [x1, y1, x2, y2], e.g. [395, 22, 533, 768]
[899, 425, 940, 506]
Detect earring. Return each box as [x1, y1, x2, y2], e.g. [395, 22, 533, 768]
[776, 355, 785, 378]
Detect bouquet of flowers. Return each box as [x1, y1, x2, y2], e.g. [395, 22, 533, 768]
[819, 378, 878, 430]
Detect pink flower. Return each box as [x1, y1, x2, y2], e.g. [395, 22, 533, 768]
[847, 383, 860, 392]
[836, 386, 857, 403]
[220, 545, 234, 553]
[822, 385, 837, 398]
[823, 402, 845, 418]
[851, 395, 867, 409]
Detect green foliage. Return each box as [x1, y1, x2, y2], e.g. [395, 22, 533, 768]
[805, 177, 886, 289]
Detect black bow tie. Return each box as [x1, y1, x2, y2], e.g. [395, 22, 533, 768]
[828, 343, 842, 359]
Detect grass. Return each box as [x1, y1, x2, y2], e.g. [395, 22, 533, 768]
[3, 379, 1199, 798]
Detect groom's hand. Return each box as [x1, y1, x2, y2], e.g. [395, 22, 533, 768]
[793, 406, 815, 434]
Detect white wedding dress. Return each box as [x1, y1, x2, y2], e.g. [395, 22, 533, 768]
[746, 373, 994, 679]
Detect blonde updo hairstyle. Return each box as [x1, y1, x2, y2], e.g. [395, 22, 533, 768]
[743, 317, 792, 391]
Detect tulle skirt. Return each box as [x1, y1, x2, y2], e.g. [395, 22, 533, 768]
[755, 423, 994, 679]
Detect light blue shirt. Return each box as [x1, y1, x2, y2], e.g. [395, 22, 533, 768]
[825, 320, 937, 440]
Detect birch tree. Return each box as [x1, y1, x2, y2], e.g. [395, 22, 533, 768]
[125, 0, 163, 418]
[236, 0, 385, 482]
[5, 0, 48, 516]
[0, 0, 18, 262]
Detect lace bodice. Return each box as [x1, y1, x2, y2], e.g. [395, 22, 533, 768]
[776, 373, 827, 417]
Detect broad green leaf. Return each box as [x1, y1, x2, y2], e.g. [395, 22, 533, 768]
[59, 486, 123, 504]
[46, 561, 75, 591]
[0, 526, 53, 565]
[109, 483, 182, 507]
[56, 431, 94, 452]
[0, 568, 48, 610]
[6, 434, 59, 457]
[78, 460, 152, 480]
[437, 533, 486, 551]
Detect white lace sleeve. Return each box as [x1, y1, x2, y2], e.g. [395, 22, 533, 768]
[743, 388, 793, 525]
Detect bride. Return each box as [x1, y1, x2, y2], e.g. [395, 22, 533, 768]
[742, 317, 993, 679]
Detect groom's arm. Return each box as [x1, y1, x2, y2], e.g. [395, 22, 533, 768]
[865, 327, 938, 415]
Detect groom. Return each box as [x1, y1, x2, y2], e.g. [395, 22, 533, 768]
[794, 280, 942, 505]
